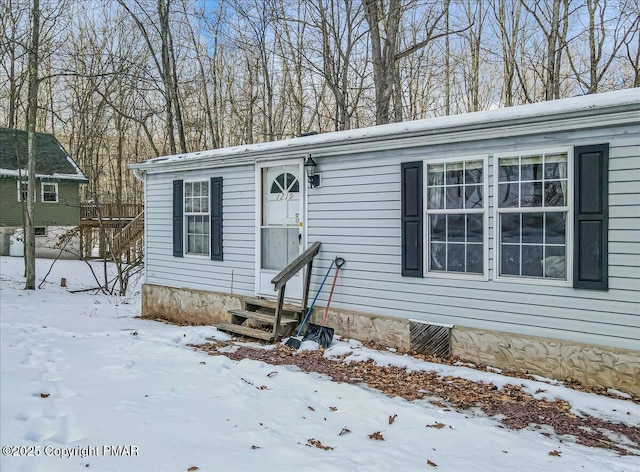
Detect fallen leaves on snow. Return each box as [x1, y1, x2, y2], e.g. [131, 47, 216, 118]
[194, 342, 640, 456]
[368, 431, 384, 441]
[426, 422, 446, 429]
[307, 438, 334, 450]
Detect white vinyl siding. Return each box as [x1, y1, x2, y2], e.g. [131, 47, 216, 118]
[142, 120, 639, 351]
[144, 166, 255, 295]
[305, 125, 638, 351]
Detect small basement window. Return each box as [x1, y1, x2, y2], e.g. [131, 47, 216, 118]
[34, 227, 47, 237]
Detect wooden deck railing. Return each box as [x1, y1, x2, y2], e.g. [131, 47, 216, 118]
[270, 241, 321, 342]
[81, 203, 143, 220]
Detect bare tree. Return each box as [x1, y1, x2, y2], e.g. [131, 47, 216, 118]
[305, 0, 368, 130]
[0, 0, 29, 128]
[2, 0, 639, 237]
[362, 0, 459, 124]
[520, 0, 572, 100]
[566, 0, 640, 93]
[623, 12, 640, 87]
[116, 0, 186, 155]
[491, 0, 525, 106]
[24, 0, 40, 289]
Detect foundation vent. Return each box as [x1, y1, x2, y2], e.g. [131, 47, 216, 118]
[409, 320, 452, 358]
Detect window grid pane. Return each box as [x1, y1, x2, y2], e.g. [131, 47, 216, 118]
[426, 159, 485, 276]
[499, 211, 567, 280]
[497, 153, 568, 281]
[497, 154, 568, 210]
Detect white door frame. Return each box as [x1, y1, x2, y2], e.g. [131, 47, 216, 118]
[255, 157, 307, 300]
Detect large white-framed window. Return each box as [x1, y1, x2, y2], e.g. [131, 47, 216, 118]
[41, 182, 58, 203]
[184, 180, 210, 256]
[494, 149, 572, 284]
[425, 155, 488, 278]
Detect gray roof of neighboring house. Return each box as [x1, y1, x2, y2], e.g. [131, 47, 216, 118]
[0, 127, 87, 182]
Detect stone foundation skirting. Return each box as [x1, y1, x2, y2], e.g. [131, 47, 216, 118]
[451, 327, 640, 397]
[142, 284, 241, 325]
[141, 283, 640, 397]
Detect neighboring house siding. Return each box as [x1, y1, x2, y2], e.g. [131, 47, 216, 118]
[302, 124, 639, 352]
[0, 180, 17, 225]
[145, 166, 255, 296]
[0, 179, 80, 227]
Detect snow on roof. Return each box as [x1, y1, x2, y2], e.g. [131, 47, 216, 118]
[133, 88, 640, 170]
[0, 169, 89, 181]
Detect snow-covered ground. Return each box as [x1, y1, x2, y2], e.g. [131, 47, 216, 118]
[1, 256, 638, 472]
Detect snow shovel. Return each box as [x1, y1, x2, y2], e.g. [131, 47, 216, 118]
[303, 257, 345, 348]
[284, 259, 336, 349]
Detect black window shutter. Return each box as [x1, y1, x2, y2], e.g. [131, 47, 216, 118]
[172, 180, 183, 257]
[574, 144, 608, 290]
[401, 161, 423, 277]
[210, 177, 223, 261]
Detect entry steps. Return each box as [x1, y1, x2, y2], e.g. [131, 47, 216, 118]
[214, 297, 303, 342]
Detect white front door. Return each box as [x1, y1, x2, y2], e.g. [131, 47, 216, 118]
[257, 161, 305, 299]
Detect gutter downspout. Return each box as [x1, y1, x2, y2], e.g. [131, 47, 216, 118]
[131, 167, 147, 285]
[132, 168, 145, 182]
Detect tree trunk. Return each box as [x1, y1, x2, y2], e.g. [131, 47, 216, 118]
[25, 0, 40, 290]
[362, 0, 400, 125]
[158, 0, 177, 154]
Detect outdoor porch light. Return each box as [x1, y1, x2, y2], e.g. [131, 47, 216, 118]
[304, 156, 321, 188]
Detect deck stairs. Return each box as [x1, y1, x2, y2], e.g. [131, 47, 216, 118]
[215, 297, 302, 342]
[110, 211, 144, 257]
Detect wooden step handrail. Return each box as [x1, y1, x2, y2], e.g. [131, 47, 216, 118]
[270, 241, 321, 343]
[271, 241, 321, 290]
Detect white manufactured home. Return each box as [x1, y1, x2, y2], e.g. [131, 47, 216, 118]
[131, 89, 640, 396]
